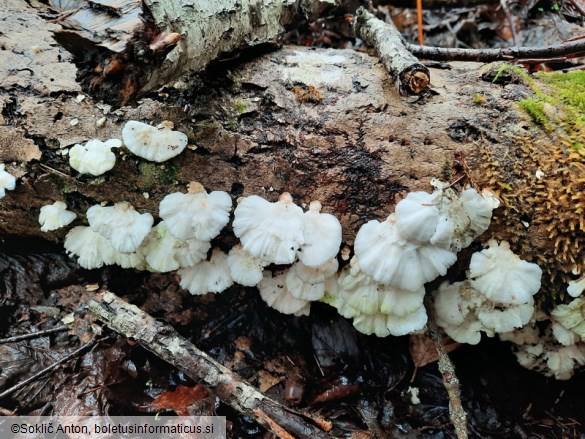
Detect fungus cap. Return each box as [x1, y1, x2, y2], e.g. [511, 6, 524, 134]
[142, 222, 210, 272]
[64, 226, 117, 269]
[285, 258, 338, 301]
[386, 305, 428, 336]
[354, 216, 456, 291]
[178, 249, 233, 295]
[299, 201, 342, 267]
[476, 298, 535, 333]
[227, 244, 268, 287]
[379, 284, 425, 317]
[122, 120, 188, 162]
[159, 182, 232, 241]
[394, 191, 442, 244]
[258, 270, 310, 316]
[69, 139, 121, 176]
[87, 202, 154, 253]
[0, 164, 16, 198]
[39, 201, 76, 232]
[353, 313, 391, 338]
[233, 193, 304, 264]
[469, 240, 542, 304]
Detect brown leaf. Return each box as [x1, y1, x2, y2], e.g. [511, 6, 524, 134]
[409, 332, 460, 368]
[152, 385, 210, 416]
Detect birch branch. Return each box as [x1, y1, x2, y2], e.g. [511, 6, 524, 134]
[353, 7, 430, 95]
[87, 291, 332, 439]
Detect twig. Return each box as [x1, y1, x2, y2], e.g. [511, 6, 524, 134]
[389, 0, 498, 7]
[87, 291, 331, 439]
[424, 298, 469, 439]
[353, 7, 430, 95]
[0, 338, 101, 399]
[0, 326, 69, 344]
[406, 38, 585, 62]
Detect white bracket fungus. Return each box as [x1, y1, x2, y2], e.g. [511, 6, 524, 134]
[122, 120, 188, 162]
[178, 248, 233, 295]
[69, 138, 121, 176]
[299, 201, 342, 267]
[285, 258, 338, 301]
[469, 239, 542, 304]
[142, 221, 210, 273]
[227, 245, 268, 287]
[39, 201, 77, 232]
[233, 192, 304, 265]
[87, 201, 154, 253]
[159, 182, 232, 241]
[64, 226, 118, 269]
[0, 164, 16, 198]
[354, 215, 457, 292]
[257, 270, 311, 316]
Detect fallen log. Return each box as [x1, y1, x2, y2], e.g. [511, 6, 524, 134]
[88, 291, 332, 439]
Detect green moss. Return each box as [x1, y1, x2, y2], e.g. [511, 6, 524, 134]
[61, 180, 77, 194]
[138, 162, 179, 190]
[472, 93, 487, 105]
[233, 99, 248, 115]
[518, 99, 549, 128]
[492, 63, 534, 86]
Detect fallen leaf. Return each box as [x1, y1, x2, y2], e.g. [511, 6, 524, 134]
[152, 385, 210, 416]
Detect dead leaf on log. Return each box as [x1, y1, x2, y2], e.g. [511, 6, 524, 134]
[152, 384, 210, 416]
[409, 332, 460, 369]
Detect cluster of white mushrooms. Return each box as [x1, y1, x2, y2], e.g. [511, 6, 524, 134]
[2, 119, 584, 380]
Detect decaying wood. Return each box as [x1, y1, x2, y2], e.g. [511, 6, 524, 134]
[53, 0, 360, 103]
[88, 291, 332, 439]
[407, 38, 585, 62]
[353, 7, 430, 95]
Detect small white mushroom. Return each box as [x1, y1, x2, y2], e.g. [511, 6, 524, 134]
[257, 270, 310, 316]
[64, 226, 117, 269]
[299, 201, 342, 267]
[142, 221, 210, 272]
[354, 215, 457, 291]
[122, 120, 188, 162]
[285, 258, 338, 301]
[233, 192, 304, 264]
[159, 182, 232, 241]
[38, 201, 77, 232]
[469, 240, 542, 305]
[386, 305, 428, 336]
[178, 248, 233, 295]
[69, 139, 121, 176]
[227, 244, 268, 287]
[353, 313, 391, 338]
[87, 202, 154, 253]
[0, 164, 16, 198]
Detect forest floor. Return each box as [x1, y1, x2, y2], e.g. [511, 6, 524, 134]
[1, 2, 584, 438]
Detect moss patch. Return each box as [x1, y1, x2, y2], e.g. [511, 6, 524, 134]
[479, 70, 585, 297]
[138, 162, 179, 190]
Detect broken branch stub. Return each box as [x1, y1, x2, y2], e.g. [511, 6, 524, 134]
[88, 292, 332, 439]
[353, 7, 430, 95]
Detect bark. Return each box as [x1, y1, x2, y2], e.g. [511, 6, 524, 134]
[53, 0, 360, 103]
[88, 291, 332, 439]
[1, 0, 576, 288]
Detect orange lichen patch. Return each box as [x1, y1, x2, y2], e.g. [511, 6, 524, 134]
[292, 85, 324, 103]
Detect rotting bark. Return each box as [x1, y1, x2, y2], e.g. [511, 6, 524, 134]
[1, 0, 578, 289]
[52, 0, 360, 103]
[353, 7, 430, 95]
[88, 291, 332, 439]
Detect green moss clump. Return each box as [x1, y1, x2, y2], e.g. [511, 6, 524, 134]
[233, 99, 248, 115]
[138, 162, 179, 190]
[472, 93, 487, 105]
[518, 99, 549, 128]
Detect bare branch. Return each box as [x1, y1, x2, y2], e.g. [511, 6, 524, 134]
[406, 39, 585, 62]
